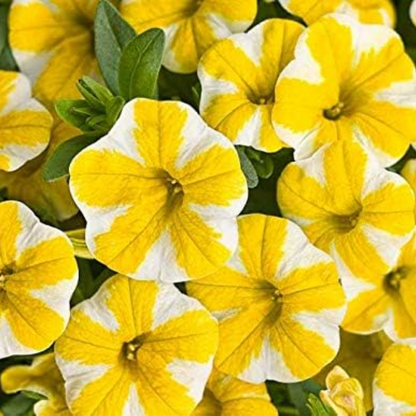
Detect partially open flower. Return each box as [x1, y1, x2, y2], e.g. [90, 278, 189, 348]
[69, 99, 248, 282]
[1, 353, 70, 416]
[55, 274, 218, 415]
[279, 0, 395, 27]
[193, 368, 277, 416]
[373, 339, 416, 415]
[320, 366, 366, 416]
[120, 0, 257, 73]
[273, 14, 416, 167]
[0, 70, 52, 172]
[198, 18, 303, 153]
[278, 140, 415, 293]
[9, 0, 99, 106]
[0, 201, 78, 358]
[188, 214, 346, 383]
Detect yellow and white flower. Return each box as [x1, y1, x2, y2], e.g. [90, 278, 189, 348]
[278, 140, 415, 292]
[279, 0, 395, 27]
[70, 99, 247, 282]
[411, 0, 416, 26]
[1, 353, 71, 416]
[193, 368, 277, 416]
[320, 366, 366, 416]
[9, 0, 98, 106]
[120, 0, 257, 74]
[0, 70, 52, 172]
[316, 331, 391, 411]
[198, 18, 303, 153]
[0, 201, 78, 358]
[373, 339, 416, 415]
[0, 119, 79, 222]
[401, 159, 416, 219]
[342, 229, 416, 340]
[55, 274, 218, 416]
[273, 14, 416, 167]
[187, 214, 346, 383]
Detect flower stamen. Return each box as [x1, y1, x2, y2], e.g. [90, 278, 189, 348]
[324, 102, 345, 120]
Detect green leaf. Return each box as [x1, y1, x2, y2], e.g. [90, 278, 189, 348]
[307, 394, 335, 416]
[0, 393, 36, 416]
[42, 135, 98, 182]
[94, 0, 136, 94]
[106, 95, 125, 125]
[236, 146, 259, 189]
[0, 5, 8, 57]
[118, 28, 165, 100]
[288, 383, 309, 416]
[55, 99, 90, 129]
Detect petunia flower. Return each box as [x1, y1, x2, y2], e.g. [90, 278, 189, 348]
[187, 214, 346, 383]
[373, 339, 416, 415]
[198, 18, 304, 153]
[278, 140, 415, 290]
[272, 14, 416, 167]
[278, 0, 395, 26]
[316, 331, 392, 411]
[9, 0, 99, 106]
[410, 0, 416, 26]
[192, 368, 277, 416]
[0, 119, 79, 222]
[1, 353, 71, 416]
[55, 274, 218, 415]
[320, 366, 366, 416]
[69, 99, 248, 282]
[0, 70, 52, 172]
[0, 201, 78, 358]
[120, 0, 257, 74]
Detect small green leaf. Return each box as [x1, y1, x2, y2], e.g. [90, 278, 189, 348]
[55, 99, 90, 129]
[118, 28, 165, 100]
[94, 0, 136, 94]
[42, 135, 98, 182]
[106, 95, 125, 125]
[307, 394, 335, 416]
[0, 5, 8, 57]
[0, 393, 36, 416]
[236, 146, 259, 189]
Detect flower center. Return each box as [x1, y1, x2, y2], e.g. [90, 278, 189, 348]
[333, 211, 361, 233]
[324, 102, 345, 120]
[123, 335, 147, 362]
[0, 265, 15, 290]
[165, 175, 184, 210]
[384, 267, 407, 292]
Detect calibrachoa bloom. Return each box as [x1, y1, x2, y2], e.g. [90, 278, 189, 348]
[1, 353, 71, 416]
[187, 214, 346, 383]
[55, 274, 218, 415]
[9, 0, 99, 106]
[411, 0, 416, 26]
[0, 201, 78, 358]
[193, 368, 277, 416]
[273, 14, 416, 167]
[373, 339, 416, 415]
[342, 230, 416, 340]
[317, 331, 391, 411]
[278, 140, 415, 283]
[120, 0, 257, 74]
[0, 120, 79, 222]
[198, 18, 303, 153]
[278, 0, 395, 27]
[70, 99, 248, 282]
[320, 366, 366, 416]
[0, 70, 52, 172]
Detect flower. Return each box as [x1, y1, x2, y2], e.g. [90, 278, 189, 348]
[373, 339, 416, 415]
[192, 368, 277, 416]
[342, 229, 416, 340]
[120, 0, 257, 74]
[69, 99, 247, 282]
[9, 0, 98, 106]
[0, 70, 52, 172]
[1, 353, 71, 416]
[316, 331, 391, 411]
[272, 14, 416, 167]
[187, 214, 346, 383]
[198, 18, 303, 153]
[278, 140, 415, 290]
[278, 0, 395, 26]
[320, 366, 366, 416]
[401, 159, 416, 219]
[0, 119, 79, 223]
[0, 201, 78, 358]
[411, 0, 416, 26]
[55, 274, 218, 415]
